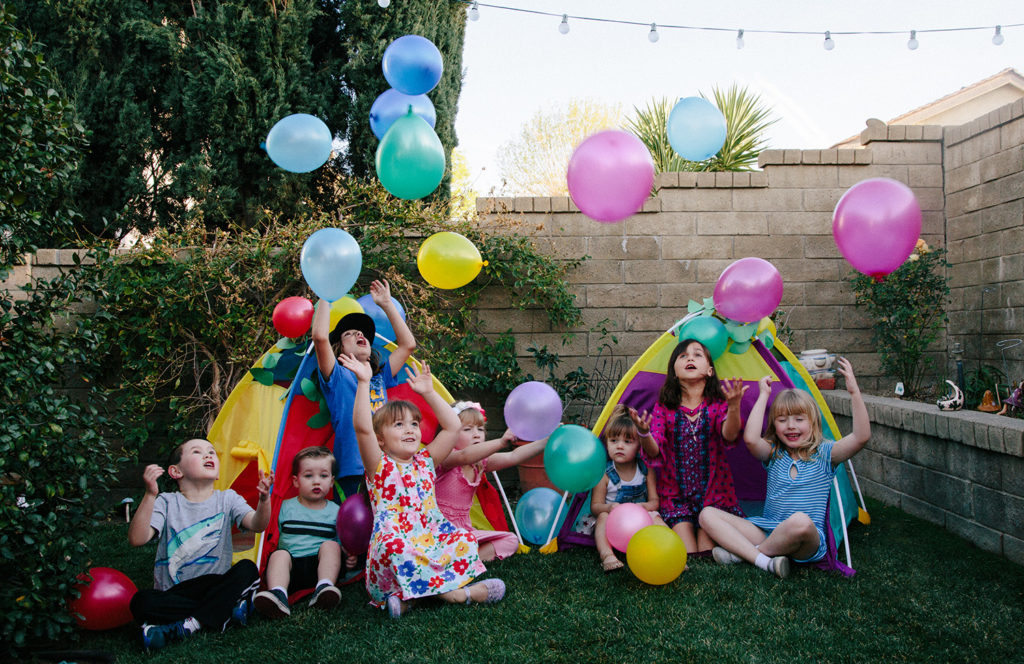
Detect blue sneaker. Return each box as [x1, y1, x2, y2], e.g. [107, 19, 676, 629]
[141, 620, 191, 652]
[231, 587, 257, 627]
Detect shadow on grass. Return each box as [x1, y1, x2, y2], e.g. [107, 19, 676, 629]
[36, 498, 1024, 664]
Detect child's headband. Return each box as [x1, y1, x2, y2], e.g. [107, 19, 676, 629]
[452, 401, 485, 418]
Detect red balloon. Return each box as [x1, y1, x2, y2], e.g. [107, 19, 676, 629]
[336, 492, 373, 555]
[68, 567, 137, 631]
[272, 296, 314, 338]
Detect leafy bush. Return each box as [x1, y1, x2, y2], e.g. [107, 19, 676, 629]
[851, 241, 950, 399]
[89, 176, 585, 452]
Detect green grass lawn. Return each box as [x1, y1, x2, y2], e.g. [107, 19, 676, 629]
[42, 498, 1024, 664]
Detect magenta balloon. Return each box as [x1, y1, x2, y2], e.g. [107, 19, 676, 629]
[566, 130, 654, 223]
[713, 257, 784, 323]
[336, 492, 373, 555]
[833, 178, 922, 279]
[606, 503, 654, 552]
[503, 381, 563, 442]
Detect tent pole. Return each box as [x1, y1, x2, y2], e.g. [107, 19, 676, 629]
[491, 471, 527, 546]
[833, 476, 852, 568]
[845, 460, 871, 523]
[541, 491, 570, 549]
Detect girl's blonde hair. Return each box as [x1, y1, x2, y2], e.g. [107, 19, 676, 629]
[601, 404, 640, 447]
[764, 389, 824, 461]
[371, 400, 421, 443]
[453, 403, 485, 427]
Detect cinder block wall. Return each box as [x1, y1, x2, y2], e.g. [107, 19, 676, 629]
[476, 125, 950, 396]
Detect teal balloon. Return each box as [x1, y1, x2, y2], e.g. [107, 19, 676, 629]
[514, 488, 568, 545]
[678, 316, 729, 359]
[544, 425, 606, 494]
[375, 110, 445, 200]
[729, 340, 752, 355]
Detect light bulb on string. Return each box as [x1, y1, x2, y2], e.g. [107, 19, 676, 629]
[823, 30, 835, 50]
[558, 14, 570, 34]
[377, 0, 390, 7]
[993, 25, 1004, 46]
[736, 29, 745, 49]
[469, 1, 479, 21]
[907, 30, 918, 50]
[648, 23, 660, 43]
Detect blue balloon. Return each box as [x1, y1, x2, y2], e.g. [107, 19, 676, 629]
[265, 114, 333, 173]
[300, 228, 362, 302]
[369, 89, 436, 140]
[666, 97, 727, 162]
[514, 488, 569, 546]
[382, 35, 443, 96]
[355, 293, 406, 343]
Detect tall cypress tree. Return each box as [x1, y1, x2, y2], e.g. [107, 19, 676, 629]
[13, 0, 466, 239]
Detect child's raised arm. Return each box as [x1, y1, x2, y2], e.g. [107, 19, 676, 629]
[721, 377, 748, 443]
[339, 352, 383, 473]
[372, 280, 417, 377]
[442, 429, 515, 470]
[240, 470, 274, 532]
[831, 357, 871, 464]
[743, 376, 774, 462]
[629, 407, 658, 457]
[404, 363, 460, 466]
[312, 299, 336, 380]
[128, 464, 163, 546]
[487, 435, 547, 472]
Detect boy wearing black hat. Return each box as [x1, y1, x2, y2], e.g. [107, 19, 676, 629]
[311, 279, 416, 500]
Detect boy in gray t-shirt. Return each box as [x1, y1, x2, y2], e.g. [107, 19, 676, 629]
[127, 438, 272, 652]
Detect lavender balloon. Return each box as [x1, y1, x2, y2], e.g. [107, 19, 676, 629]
[833, 178, 922, 280]
[503, 381, 562, 442]
[713, 257, 784, 323]
[566, 130, 654, 223]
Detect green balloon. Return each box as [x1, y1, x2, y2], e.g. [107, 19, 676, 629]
[544, 425, 606, 494]
[375, 109, 445, 200]
[677, 316, 729, 359]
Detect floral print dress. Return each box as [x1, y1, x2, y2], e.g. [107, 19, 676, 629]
[365, 448, 486, 607]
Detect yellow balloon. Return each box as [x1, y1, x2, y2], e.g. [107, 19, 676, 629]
[328, 296, 364, 331]
[417, 232, 487, 289]
[626, 525, 687, 585]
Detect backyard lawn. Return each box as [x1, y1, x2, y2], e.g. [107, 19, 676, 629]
[48, 498, 1024, 664]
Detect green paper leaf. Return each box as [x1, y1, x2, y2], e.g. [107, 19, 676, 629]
[300, 377, 319, 402]
[307, 411, 330, 429]
[759, 331, 775, 350]
[724, 321, 757, 343]
[687, 299, 704, 314]
[250, 368, 274, 386]
[262, 352, 280, 369]
[276, 338, 298, 350]
[729, 340, 752, 355]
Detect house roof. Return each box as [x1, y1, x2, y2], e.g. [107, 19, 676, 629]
[832, 68, 1024, 148]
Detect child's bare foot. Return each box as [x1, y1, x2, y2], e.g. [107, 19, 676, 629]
[601, 555, 624, 573]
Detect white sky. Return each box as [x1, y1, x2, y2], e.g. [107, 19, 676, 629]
[454, 0, 1024, 194]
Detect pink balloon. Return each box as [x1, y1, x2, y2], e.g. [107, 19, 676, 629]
[833, 178, 922, 279]
[713, 257, 784, 323]
[566, 130, 654, 223]
[606, 503, 654, 552]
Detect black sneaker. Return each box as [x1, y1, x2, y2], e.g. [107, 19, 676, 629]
[231, 587, 257, 627]
[141, 620, 192, 652]
[253, 588, 290, 618]
[308, 583, 341, 609]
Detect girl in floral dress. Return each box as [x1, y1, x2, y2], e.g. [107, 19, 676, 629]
[340, 355, 505, 618]
[629, 338, 748, 554]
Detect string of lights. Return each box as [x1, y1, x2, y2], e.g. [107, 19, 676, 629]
[454, 0, 1021, 50]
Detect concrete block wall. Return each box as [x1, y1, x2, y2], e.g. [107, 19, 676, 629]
[943, 98, 1024, 385]
[477, 125, 948, 396]
[825, 391, 1024, 565]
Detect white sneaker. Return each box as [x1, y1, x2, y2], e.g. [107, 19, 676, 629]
[769, 556, 791, 579]
[712, 546, 742, 565]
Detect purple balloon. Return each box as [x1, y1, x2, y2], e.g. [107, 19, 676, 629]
[713, 257, 784, 323]
[833, 178, 922, 279]
[566, 130, 654, 223]
[504, 381, 562, 442]
[336, 492, 373, 555]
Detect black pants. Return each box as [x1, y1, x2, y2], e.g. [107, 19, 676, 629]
[130, 559, 259, 631]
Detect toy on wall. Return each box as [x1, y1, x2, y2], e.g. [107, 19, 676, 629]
[977, 389, 1000, 412]
[997, 381, 1024, 416]
[936, 380, 964, 411]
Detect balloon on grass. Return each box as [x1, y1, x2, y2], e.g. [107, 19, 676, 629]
[416, 231, 486, 289]
[504, 381, 562, 442]
[833, 177, 922, 279]
[667, 97, 727, 162]
[606, 503, 654, 552]
[369, 88, 436, 139]
[566, 130, 655, 223]
[356, 293, 406, 342]
[375, 110, 445, 200]
[265, 114, 333, 173]
[544, 424, 606, 494]
[336, 492, 373, 555]
[272, 296, 314, 338]
[382, 35, 443, 95]
[677, 316, 729, 360]
[300, 228, 362, 302]
[68, 567, 137, 631]
[626, 525, 687, 585]
[713, 257, 784, 323]
[515, 488, 568, 545]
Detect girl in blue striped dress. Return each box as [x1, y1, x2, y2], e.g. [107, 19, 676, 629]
[698, 358, 869, 578]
